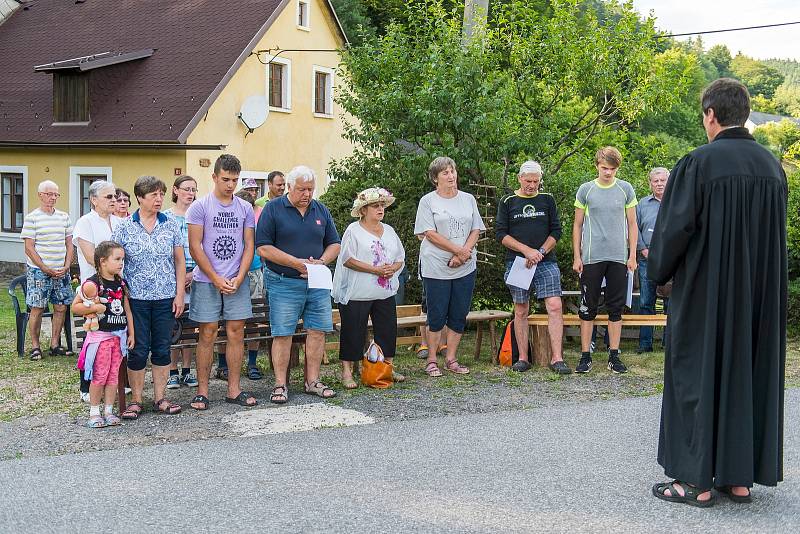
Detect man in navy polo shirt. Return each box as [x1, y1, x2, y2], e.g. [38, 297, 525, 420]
[255, 165, 341, 404]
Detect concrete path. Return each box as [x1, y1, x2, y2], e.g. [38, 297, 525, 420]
[1, 390, 797, 533]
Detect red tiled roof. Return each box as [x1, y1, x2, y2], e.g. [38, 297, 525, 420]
[0, 0, 341, 144]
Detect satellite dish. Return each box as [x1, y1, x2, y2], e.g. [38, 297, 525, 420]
[237, 95, 268, 134]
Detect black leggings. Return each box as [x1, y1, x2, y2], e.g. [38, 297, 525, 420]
[338, 297, 397, 362]
[579, 261, 627, 321]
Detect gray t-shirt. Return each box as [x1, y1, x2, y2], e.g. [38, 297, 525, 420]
[574, 178, 637, 265]
[414, 190, 486, 280]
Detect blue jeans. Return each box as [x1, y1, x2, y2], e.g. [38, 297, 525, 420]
[128, 298, 174, 370]
[638, 259, 669, 349]
[264, 268, 333, 337]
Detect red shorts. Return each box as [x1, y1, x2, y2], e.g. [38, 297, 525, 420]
[92, 337, 123, 387]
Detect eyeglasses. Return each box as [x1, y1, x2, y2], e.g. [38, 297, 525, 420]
[178, 187, 197, 193]
[102, 194, 117, 200]
[40, 192, 60, 197]
[117, 197, 130, 203]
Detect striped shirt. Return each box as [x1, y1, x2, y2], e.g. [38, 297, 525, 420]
[20, 207, 73, 269]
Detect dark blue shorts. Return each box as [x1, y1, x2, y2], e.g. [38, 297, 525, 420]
[128, 298, 174, 371]
[422, 270, 476, 334]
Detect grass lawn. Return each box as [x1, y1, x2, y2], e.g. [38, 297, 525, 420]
[1, 282, 797, 422]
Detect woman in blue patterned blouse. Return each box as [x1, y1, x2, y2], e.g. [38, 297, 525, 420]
[112, 175, 186, 420]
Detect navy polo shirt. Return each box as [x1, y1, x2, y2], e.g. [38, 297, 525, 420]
[255, 195, 340, 278]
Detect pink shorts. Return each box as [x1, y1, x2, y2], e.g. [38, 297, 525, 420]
[92, 337, 123, 387]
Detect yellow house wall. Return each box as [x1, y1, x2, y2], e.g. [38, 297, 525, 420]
[185, 0, 353, 196]
[0, 149, 182, 262]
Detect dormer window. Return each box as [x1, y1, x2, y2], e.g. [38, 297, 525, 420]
[53, 71, 89, 123]
[297, 1, 310, 30]
[34, 49, 154, 125]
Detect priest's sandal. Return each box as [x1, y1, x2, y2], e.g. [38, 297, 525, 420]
[652, 480, 715, 508]
[715, 486, 752, 503]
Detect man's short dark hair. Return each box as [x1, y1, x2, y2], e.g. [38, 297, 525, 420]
[267, 170, 284, 183]
[701, 78, 750, 127]
[214, 154, 242, 175]
[133, 175, 167, 200]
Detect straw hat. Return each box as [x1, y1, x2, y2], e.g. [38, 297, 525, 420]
[350, 187, 395, 217]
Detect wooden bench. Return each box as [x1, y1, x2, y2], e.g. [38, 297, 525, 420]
[325, 304, 512, 361]
[72, 297, 306, 411]
[526, 313, 668, 367]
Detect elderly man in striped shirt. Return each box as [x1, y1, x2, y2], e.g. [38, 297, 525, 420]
[21, 180, 75, 360]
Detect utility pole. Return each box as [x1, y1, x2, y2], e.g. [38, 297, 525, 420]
[462, 0, 489, 44]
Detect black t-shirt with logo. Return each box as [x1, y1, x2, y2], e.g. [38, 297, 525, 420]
[495, 192, 562, 263]
[86, 274, 128, 332]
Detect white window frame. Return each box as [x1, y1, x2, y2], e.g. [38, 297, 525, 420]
[296, 0, 310, 31]
[69, 166, 113, 221]
[0, 165, 28, 239]
[312, 65, 335, 118]
[266, 57, 292, 113]
[238, 170, 270, 199]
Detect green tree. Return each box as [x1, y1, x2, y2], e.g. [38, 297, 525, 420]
[706, 44, 732, 78]
[730, 54, 785, 98]
[325, 0, 694, 304]
[753, 119, 800, 162]
[330, 0, 377, 46]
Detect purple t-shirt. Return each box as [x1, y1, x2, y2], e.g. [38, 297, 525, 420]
[185, 194, 255, 283]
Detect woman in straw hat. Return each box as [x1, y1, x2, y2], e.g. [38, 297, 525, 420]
[332, 187, 406, 388]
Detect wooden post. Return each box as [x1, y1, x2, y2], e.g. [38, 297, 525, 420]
[474, 322, 483, 361]
[529, 325, 552, 367]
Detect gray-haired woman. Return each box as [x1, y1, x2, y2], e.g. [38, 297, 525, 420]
[413, 157, 485, 377]
[73, 180, 122, 282]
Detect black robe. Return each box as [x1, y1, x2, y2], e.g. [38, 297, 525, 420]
[649, 127, 788, 488]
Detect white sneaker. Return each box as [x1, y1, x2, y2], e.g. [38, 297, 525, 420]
[80, 392, 90, 403]
[124, 387, 132, 395]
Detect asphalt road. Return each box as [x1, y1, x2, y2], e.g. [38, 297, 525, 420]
[1, 390, 797, 533]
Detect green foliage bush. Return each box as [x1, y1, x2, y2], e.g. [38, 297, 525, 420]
[788, 279, 800, 337]
[787, 171, 800, 281]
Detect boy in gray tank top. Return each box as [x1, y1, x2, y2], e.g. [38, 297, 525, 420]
[572, 147, 638, 375]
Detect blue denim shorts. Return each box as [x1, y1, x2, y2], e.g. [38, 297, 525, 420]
[188, 279, 253, 323]
[504, 260, 562, 303]
[25, 268, 74, 308]
[422, 270, 476, 334]
[264, 268, 333, 337]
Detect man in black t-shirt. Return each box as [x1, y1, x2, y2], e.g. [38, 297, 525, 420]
[496, 161, 570, 374]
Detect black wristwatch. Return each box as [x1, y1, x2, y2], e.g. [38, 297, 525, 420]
[538, 247, 546, 256]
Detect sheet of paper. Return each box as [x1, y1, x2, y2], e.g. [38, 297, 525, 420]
[505, 256, 536, 290]
[626, 270, 634, 308]
[306, 263, 333, 290]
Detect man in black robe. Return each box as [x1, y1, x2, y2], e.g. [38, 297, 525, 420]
[650, 78, 787, 507]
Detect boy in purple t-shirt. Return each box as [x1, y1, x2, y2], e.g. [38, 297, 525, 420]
[186, 154, 256, 410]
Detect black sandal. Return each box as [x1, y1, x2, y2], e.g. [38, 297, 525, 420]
[153, 398, 182, 415]
[121, 402, 143, 420]
[29, 347, 43, 361]
[715, 485, 752, 503]
[190, 394, 209, 411]
[652, 480, 715, 508]
[270, 385, 288, 404]
[48, 345, 73, 357]
[225, 391, 257, 407]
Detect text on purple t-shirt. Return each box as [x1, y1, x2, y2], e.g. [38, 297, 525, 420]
[185, 194, 255, 282]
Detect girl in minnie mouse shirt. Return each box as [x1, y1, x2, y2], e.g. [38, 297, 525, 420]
[72, 241, 134, 428]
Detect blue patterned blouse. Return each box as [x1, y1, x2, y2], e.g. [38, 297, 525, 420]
[112, 210, 183, 301]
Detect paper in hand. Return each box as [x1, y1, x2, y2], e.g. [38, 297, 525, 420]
[626, 270, 634, 308]
[506, 256, 536, 290]
[306, 263, 333, 290]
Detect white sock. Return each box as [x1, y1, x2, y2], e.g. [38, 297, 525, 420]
[89, 405, 101, 417]
[104, 405, 114, 415]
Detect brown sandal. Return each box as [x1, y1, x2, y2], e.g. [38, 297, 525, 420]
[444, 358, 470, 374]
[121, 402, 143, 420]
[305, 380, 336, 399]
[424, 361, 442, 377]
[153, 398, 182, 415]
